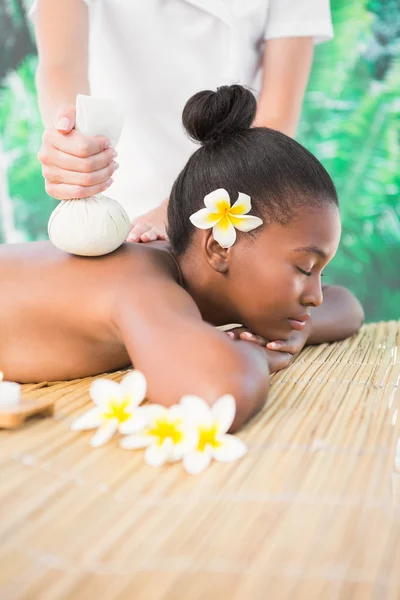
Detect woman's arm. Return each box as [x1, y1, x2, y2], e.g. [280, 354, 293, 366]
[307, 285, 365, 345]
[33, 0, 90, 128]
[113, 280, 270, 432]
[253, 37, 314, 137]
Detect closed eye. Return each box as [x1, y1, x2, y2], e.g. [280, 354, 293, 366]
[296, 267, 325, 277]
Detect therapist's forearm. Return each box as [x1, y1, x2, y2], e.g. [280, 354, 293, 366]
[254, 37, 314, 138]
[35, 65, 90, 128]
[307, 286, 365, 345]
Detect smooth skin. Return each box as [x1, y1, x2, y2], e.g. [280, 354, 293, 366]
[33, 0, 315, 241]
[0, 205, 364, 431]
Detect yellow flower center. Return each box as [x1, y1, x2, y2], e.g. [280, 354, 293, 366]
[147, 417, 184, 446]
[101, 397, 132, 423]
[197, 423, 221, 452]
[214, 198, 232, 218]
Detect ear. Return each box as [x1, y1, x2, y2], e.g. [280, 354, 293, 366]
[201, 230, 230, 274]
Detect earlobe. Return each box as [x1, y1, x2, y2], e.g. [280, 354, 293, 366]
[202, 230, 230, 274]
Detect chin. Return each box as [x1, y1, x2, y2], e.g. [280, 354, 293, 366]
[257, 319, 292, 342]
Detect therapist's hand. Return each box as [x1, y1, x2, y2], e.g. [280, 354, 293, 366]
[38, 104, 119, 200]
[127, 198, 169, 242]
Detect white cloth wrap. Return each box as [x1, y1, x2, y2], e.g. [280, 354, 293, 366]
[48, 94, 130, 256]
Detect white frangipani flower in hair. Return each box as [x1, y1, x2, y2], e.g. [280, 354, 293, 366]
[71, 370, 148, 447]
[179, 394, 247, 475]
[189, 188, 263, 248]
[120, 404, 197, 467]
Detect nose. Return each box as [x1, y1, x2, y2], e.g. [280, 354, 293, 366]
[301, 277, 324, 308]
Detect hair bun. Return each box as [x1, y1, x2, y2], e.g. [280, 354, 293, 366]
[182, 84, 256, 145]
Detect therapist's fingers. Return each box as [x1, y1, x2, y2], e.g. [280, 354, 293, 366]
[127, 224, 168, 243]
[42, 146, 118, 175]
[37, 102, 118, 200]
[39, 134, 118, 199]
[54, 103, 77, 133]
[45, 178, 114, 200]
[42, 161, 119, 187]
[127, 222, 151, 242]
[41, 128, 112, 159]
[140, 227, 168, 242]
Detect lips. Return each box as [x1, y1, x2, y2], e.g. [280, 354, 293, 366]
[288, 313, 310, 323]
[286, 312, 310, 331]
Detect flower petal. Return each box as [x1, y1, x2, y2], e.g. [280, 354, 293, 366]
[120, 370, 147, 407]
[167, 404, 184, 420]
[212, 434, 248, 462]
[230, 192, 251, 215]
[90, 379, 122, 406]
[90, 418, 118, 447]
[71, 407, 101, 431]
[120, 434, 152, 450]
[140, 404, 167, 422]
[180, 395, 212, 425]
[183, 450, 212, 475]
[203, 188, 231, 212]
[189, 208, 221, 229]
[118, 409, 148, 435]
[144, 441, 169, 467]
[229, 214, 263, 232]
[213, 217, 236, 248]
[160, 437, 189, 462]
[173, 427, 199, 458]
[211, 394, 236, 433]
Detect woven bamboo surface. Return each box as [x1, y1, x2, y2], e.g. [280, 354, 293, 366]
[1, 320, 400, 600]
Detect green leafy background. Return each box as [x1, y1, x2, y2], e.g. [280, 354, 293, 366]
[0, 0, 399, 322]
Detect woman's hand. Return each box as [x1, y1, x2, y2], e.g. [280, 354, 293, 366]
[265, 319, 312, 356]
[225, 327, 292, 374]
[38, 104, 119, 200]
[225, 321, 312, 374]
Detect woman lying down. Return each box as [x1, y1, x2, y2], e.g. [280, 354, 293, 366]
[0, 84, 364, 431]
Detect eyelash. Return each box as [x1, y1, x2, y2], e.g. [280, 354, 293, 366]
[297, 267, 325, 277]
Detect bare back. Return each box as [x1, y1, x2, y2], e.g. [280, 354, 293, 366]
[0, 241, 186, 382]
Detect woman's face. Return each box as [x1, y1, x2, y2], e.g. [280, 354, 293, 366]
[229, 204, 342, 341]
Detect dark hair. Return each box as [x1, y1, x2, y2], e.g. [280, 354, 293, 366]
[167, 84, 338, 254]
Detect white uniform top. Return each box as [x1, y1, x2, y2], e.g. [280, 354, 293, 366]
[30, 0, 333, 219]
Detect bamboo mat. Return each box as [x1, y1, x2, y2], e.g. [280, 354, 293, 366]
[1, 321, 400, 600]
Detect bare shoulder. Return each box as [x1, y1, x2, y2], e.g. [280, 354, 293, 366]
[117, 241, 183, 282]
[110, 241, 201, 327]
[111, 241, 187, 292]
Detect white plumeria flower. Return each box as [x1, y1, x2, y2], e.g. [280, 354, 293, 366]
[120, 404, 197, 467]
[71, 370, 148, 447]
[189, 188, 263, 248]
[179, 394, 247, 475]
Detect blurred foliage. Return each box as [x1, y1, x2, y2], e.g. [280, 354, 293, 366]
[297, 0, 400, 322]
[0, 0, 35, 80]
[0, 56, 57, 241]
[0, 0, 399, 321]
